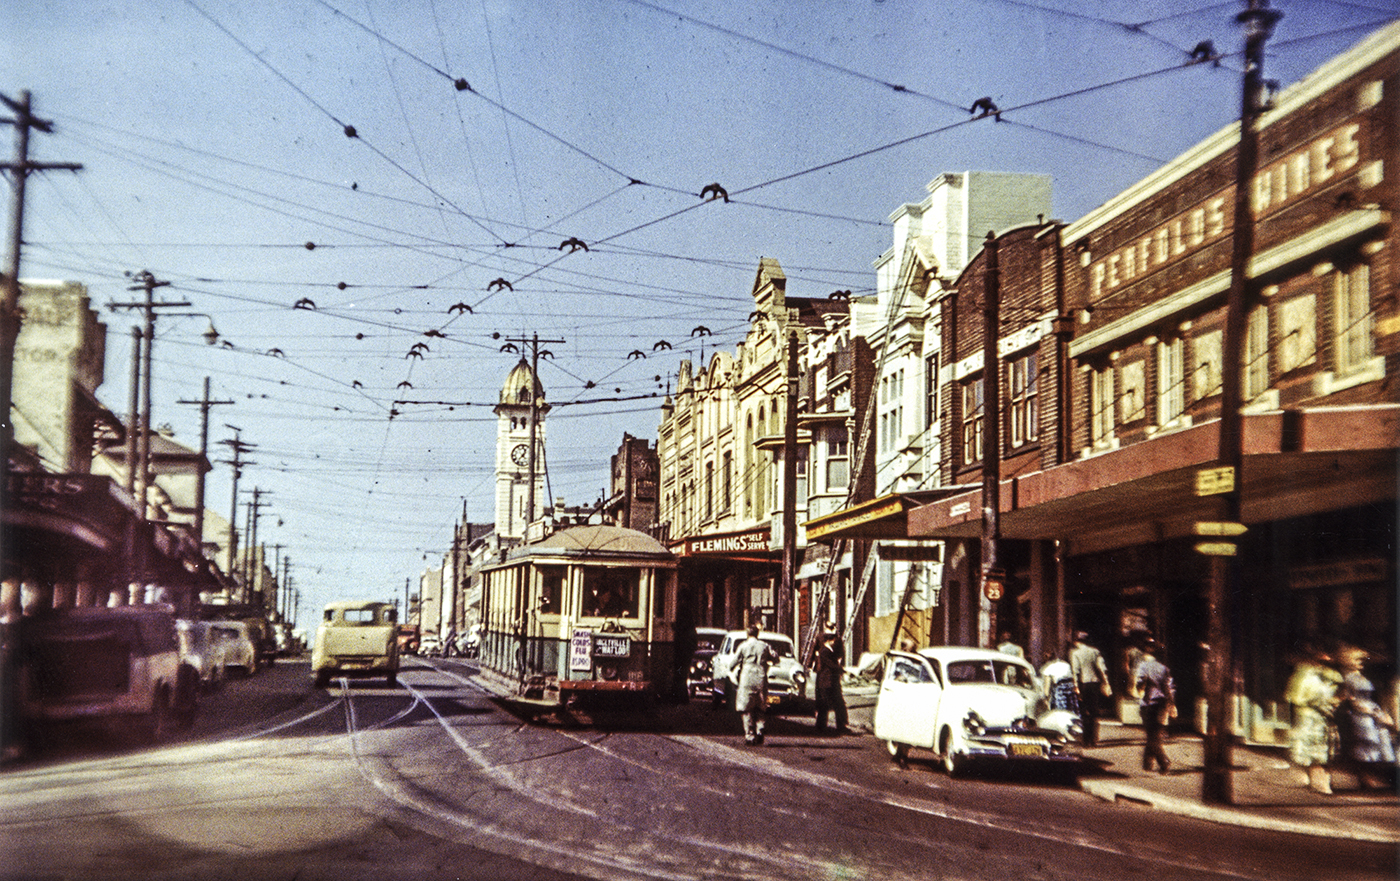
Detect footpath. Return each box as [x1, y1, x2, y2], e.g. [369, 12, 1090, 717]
[841, 681, 1399, 843]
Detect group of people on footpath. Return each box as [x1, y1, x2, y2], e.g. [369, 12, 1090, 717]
[1038, 631, 1173, 771]
[1286, 640, 1397, 794]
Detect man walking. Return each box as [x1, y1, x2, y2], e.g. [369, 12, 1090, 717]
[1070, 631, 1113, 746]
[814, 631, 848, 734]
[1133, 638, 1176, 773]
[731, 623, 775, 745]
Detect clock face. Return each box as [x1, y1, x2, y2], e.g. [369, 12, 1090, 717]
[510, 444, 529, 465]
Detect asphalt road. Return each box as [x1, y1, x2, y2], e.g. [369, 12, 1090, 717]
[1, 657, 1393, 881]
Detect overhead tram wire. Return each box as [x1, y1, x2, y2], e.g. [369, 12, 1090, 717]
[310, 0, 694, 199]
[182, 0, 511, 247]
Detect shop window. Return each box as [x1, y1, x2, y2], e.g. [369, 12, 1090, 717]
[1008, 351, 1038, 447]
[1334, 263, 1374, 377]
[1193, 329, 1223, 401]
[1157, 337, 1185, 425]
[961, 376, 984, 464]
[1119, 360, 1146, 423]
[1279, 294, 1316, 373]
[1243, 304, 1270, 400]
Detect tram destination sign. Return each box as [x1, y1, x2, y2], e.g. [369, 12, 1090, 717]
[593, 634, 631, 657]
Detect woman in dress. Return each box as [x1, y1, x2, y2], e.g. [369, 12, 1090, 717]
[1337, 645, 1396, 790]
[1285, 642, 1343, 794]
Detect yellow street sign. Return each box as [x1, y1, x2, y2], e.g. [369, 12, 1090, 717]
[1195, 541, 1238, 556]
[1194, 466, 1235, 496]
[1194, 521, 1248, 536]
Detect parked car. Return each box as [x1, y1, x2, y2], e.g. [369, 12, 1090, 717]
[311, 600, 400, 688]
[418, 634, 442, 657]
[710, 630, 808, 711]
[177, 618, 227, 692]
[687, 627, 728, 696]
[211, 620, 258, 676]
[873, 646, 1082, 777]
[16, 605, 199, 743]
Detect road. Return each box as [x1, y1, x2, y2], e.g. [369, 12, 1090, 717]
[1, 657, 1393, 881]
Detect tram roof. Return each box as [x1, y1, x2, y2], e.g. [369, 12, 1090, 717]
[508, 524, 674, 561]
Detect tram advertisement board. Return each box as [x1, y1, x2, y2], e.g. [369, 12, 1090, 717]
[569, 629, 593, 672]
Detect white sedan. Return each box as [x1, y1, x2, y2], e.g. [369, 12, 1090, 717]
[873, 646, 1081, 776]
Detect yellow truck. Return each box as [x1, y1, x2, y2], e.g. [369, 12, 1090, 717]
[310, 600, 400, 688]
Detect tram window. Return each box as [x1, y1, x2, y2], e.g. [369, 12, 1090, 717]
[582, 567, 640, 618]
[539, 566, 564, 615]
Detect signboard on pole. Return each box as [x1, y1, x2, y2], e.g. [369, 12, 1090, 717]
[569, 629, 593, 672]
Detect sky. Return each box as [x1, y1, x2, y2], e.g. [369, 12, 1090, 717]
[3, 0, 1395, 626]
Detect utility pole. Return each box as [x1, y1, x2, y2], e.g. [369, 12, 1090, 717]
[177, 377, 234, 553]
[1, 91, 81, 581]
[980, 231, 1004, 649]
[106, 271, 191, 520]
[245, 488, 269, 602]
[1202, 0, 1283, 807]
[503, 333, 563, 532]
[218, 427, 254, 587]
[779, 328, 800, 639]
[124, 328, 141, 495]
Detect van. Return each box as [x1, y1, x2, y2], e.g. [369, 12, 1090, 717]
[17, 605, 199, 743]
[311, 601, 400, 688]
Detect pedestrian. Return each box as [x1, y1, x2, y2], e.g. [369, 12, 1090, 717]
[1336, 645, 1395, 790]
[814, 631, 848, 735]
[997, 631, 1024, 659]
[730, 623, 775, 745]
[1132, 638, 1175, 774]
[1040, 647, 1078, 713]
[1070, 631, 1113, 747]
[1285, 640, 1342, 794]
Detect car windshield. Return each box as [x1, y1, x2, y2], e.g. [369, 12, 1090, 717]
[762, 637, 794, 658]
[946, 659, 1035, 689]
[695, 634, 723, 652]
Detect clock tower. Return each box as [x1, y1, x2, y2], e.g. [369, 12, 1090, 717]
[494, 358, 549, 540]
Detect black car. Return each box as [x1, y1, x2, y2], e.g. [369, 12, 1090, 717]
[687, 628, 728, 696]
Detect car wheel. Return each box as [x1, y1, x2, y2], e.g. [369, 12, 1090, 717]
[385, 671, 397, 687]
[886, 739, 909, 765]
[138, 688, 173, 744]
[314, 670, 331, 689]
[940, 728, 965, 778]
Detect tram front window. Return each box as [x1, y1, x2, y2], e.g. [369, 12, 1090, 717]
[582, 567, 641, 618]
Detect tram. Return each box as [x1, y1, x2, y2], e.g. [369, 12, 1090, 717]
[477, 523, 681, 706]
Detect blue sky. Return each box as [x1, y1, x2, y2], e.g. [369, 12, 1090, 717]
[3, 0, 1394, 622]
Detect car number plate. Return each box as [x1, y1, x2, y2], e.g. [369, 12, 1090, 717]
[1009, 742, 1045, 757]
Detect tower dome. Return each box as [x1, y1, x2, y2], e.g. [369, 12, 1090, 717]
[499, 358, 544, 406]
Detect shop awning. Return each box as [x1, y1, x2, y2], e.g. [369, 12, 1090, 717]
[906, 405, 1399, 557]
[803, 489, 969, 542]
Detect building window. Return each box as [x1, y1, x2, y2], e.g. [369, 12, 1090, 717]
[1334, 263, 1373, 377]
[705, 461, 714, 520]
[1158, 337, 1185, 425]
[1007, 351, 1038, 447]
[1243, 304, 1269, 400]
[926, 353, 940, 427]
[961, 377, 984, 465]
[827, 427, 849, 490]
[1090, 365, 1114, 447]
[1193, 329, 1223, 401]
[1119, 360, 1146, 424]
[721, 450, 732, 513]
[1279, 294, 1317, 374]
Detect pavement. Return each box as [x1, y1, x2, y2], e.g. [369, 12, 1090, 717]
[455, 661, 1398, 844]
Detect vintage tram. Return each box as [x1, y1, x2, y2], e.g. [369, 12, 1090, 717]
[477, 524, 681, 706]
